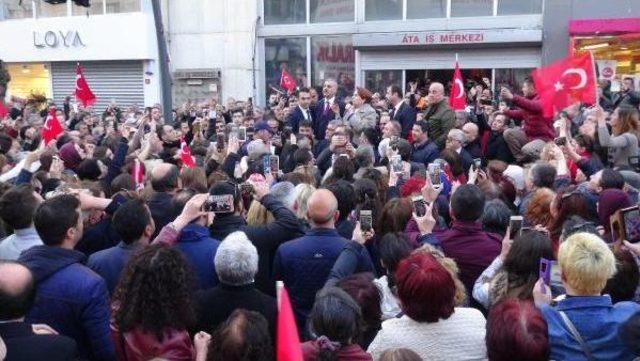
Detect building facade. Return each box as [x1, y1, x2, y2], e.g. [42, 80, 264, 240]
[0, 0, 161, 110]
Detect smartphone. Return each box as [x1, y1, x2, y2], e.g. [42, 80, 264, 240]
[237, 126, 247, 142]
[391, 155, 403, 174]
[539, 257, 563, 295]
[360, 210, 373, 232]
[269, 155, 279, 173]
[203, 194, 235, 214]
[480, 99, 493, 106]
[428, 163, 441, 186]
[509, 216, 524, 240]
[239, 183, 254, 195]
[216, 133, 225, 152]
[263, 155, 271, 174]
[473, 158, 482, 170]
[539, 258, 552, 286]
[412, 195, 427, 217]
[621, 206, 640, 243]
[554, 136, 567, 146]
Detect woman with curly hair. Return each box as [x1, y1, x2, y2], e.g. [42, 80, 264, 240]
[111, 244, 198, 361]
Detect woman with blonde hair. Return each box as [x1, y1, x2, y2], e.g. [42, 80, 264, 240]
[534, 232, 640, 360]
[293, 183, 315, 222]
[245, 200, 274, 226]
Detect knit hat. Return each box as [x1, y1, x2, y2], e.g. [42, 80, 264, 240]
[598, 188, 632, 238]
[58, 142, 83, 170]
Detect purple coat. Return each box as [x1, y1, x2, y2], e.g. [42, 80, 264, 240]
[435, 220, 502, 295]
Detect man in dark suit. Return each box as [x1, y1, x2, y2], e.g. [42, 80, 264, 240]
[386, 85, 417, 139]
[444, 128, 474, 172]
[285, 87, 314, 134]
[195, 231, 276, 339]
[148, 163, 180, 237]
[0, 261, 77, 361]
[313, 79, 345, 141]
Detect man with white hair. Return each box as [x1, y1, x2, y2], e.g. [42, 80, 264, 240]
[313, 79, 345, 141]
[422, 82, 455, 149]
[194, 231, 277, 339]
[445, 128, 473, 172]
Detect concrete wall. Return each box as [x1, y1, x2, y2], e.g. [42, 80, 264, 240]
[163, 0, 257, 103]
[542, 0, 640, 64]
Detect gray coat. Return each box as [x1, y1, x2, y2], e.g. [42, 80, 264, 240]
[345, 103, 378, 136]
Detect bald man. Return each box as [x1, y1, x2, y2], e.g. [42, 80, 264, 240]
[422, 82, 456, 149]
[148, 163, 180, 236]
[462, 122, 482, 159]
[0, 261, 77, 360]
[273, 189, 372, 334]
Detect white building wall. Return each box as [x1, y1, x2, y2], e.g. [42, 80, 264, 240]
[163, 0, 257, 103]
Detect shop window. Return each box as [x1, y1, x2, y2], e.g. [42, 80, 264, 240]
[498, 0, 542, 15]
[310, 0, 354, 23]
[406, 0, 445, 19]
[311, 36, 355, 98]
[495, 68, 533, 94]
[73, 0, 104, 16]
[450, 0, 492, 17]
[36, 1, 68, 18]
[264, 0, 305, 25]
[0, 0, 33, 20]
[364, 70, 402, 95]
[265, 38, 307, 98]
[5, 63, 52, 99]
[365, 0, 402, 21]
[105, 0, 140, 13]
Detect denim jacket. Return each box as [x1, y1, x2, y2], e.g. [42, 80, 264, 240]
[541, 295, 640, 361]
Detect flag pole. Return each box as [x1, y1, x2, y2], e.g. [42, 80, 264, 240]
[455, 53, 459, 64]
[589, 50, 598, 106]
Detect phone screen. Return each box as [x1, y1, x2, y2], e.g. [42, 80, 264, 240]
[204, 194, 235, 213]
[360, 210, 373, 232]
[509, 216, 523, 240]
[269, 155, 279, 173]
[412, 196, 427, 217]
[428, 163, 441, 186]
[391, 155, 403, 174]
[263, 155, 271, 175]
[238, 127, 247, 142]
[622, 207, 640, 243]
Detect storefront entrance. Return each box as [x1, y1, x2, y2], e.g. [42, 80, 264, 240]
[5, 62, 51, 99]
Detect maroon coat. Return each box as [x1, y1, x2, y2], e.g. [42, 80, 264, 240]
[302, 341, 372, 361]
[503, 94, 554, 142]
[435, 220, 502, 295]
[111, 323, 195, 361]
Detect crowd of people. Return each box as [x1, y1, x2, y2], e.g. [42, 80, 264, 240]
[0, 73, 639, 361]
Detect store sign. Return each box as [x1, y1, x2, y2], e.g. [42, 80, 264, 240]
[33, 30, 85, 48]
[401, 32, 485, 45]
[596, 60, 617, 80]
[353, 29, 542, 48]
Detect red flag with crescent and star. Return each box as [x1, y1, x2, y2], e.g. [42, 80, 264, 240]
[75, 64, 96, 107]
[42, 107, 64, 144]
[449, 61, 466, 110]
[532, 52, 596, 118]
[179, 136, 196, 168]
[280, 68, 296, 94]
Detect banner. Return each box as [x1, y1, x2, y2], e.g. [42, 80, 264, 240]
[596, 60, 617, 80]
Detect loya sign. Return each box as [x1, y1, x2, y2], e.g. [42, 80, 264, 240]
[33, 30, 85, 48]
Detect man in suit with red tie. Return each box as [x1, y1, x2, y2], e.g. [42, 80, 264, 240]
[313, 79, 345, 141]
[386, 85, 417, 140]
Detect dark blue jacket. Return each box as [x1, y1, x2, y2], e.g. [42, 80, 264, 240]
[273, 228, 348, 331]
[176, 223, 221, 290]
[19, 246, 114, 361]
[410, 139, 439, 168]
[87, 242, 142, 295]
[148, 191, 174, 238]
[285, 106, 314, 134]
[313, 98, 345, 141]
[391, 102, 417, 138]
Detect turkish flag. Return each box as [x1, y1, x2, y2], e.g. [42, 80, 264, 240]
[75, 64, 96, 107]
[280, 69, 296, 94]
[449, 61, 466, 110]
[179, 136, 196, 168]
[131, 159, 145, 190]
[0, 100, 7, 118]
[276, 282, 303, 361]
[532, 52, 596, 118]
[42, 107, 64, 144]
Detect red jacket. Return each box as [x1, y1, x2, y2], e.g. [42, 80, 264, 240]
[503, 94, 554, 142]
[302, 341, 372, 361]
[111, 323, 195, 361]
